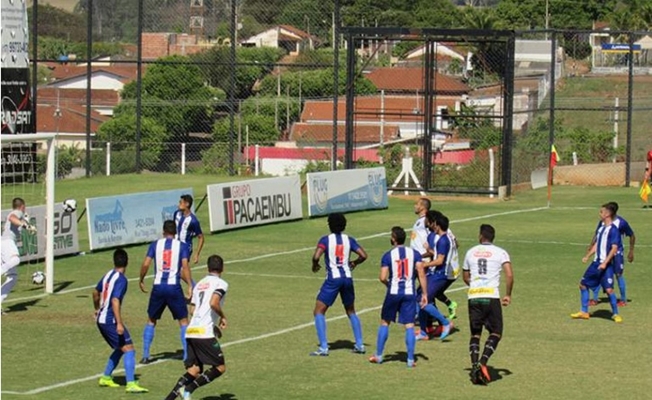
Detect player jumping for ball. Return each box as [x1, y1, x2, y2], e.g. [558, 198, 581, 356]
[174, 195, 204, 265]
[310, 213, 368, 356]
[1, 197, 36, 309]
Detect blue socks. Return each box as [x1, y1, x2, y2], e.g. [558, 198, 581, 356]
[348, 314, 363, 349]
[142, 324, 155, 359]
[608, 293, 619, 315]
[422, 304, 450, 326]
[103, 348, 123, 376]
[180, 325, 188, 361]
[314, 314, 328, 350]
[580, 288, 589, 313]
[591, 286, 600, 301]
[617, 275, 627, 302]
[376, 325, 389, 357]
[405, 327, 415, 362]
[123, 349, 136, 383]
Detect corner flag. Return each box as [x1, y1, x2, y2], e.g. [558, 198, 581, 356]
[550, 145, 560, 169]
[640, 180, 651, 203]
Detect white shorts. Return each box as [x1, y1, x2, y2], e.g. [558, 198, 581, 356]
[1, 239, 20, 274]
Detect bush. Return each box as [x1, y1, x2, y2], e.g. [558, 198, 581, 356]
[200, 143, 232, 175]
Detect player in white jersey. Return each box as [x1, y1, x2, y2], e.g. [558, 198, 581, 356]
[409, 197, 431, 256]
[1, 197, 35, 307]
[164, 255, 227, 400]
[463, 224, 513, 385]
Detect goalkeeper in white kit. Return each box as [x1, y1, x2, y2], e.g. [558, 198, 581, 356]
[164, 254, 228, 400]
[1, 197, 36, 307]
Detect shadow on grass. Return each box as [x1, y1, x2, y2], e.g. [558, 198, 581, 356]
[151, 350, 184, 361]
[591, 309, 616, 321]
[113, 374, 142, 386]
[327, 339, 361, 351]
[7, 298, 41, 312]
[382, 351, 429, 364]
[463, 365, 513, 383]
[25, 280, 74, 293]
[201, 395, 238, 400]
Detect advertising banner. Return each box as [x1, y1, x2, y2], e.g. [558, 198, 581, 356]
[307, 168, 388, 217]
[1, 0, 36, 183]
[1, 205, 79, 261]
[86, 188, 193, 250]
[207, 176, 302, 231]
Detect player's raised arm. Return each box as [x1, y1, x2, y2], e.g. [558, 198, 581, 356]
[502, 261, 514, 306]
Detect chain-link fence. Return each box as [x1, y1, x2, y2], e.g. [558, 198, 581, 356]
[20, 0, 652, 194]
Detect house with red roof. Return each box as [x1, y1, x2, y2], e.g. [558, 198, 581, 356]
[241, 25, 320, 55]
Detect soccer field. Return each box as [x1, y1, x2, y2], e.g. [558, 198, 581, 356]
[1, 178, 651, 400]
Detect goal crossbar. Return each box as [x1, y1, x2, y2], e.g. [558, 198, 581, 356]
[1, 133, 57, 293]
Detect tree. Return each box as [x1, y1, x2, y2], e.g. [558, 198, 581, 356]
[117, 55, 219, 139]
[213, 114, 278, 144]
[257, 68, 376, 98]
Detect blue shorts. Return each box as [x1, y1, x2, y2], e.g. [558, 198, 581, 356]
[581, 261, 614, 290]
[147, 285, 188, 320]
[317, 278, 355, 307]
[426, 277, 450, 303]
[613, 253, 624, 275]
[381, 294, 417, 325]
[98, 323, 133, 349]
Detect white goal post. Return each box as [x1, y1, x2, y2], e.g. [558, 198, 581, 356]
[1, 133, 57, 294]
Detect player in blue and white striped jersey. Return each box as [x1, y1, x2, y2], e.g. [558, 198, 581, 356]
[572, 203, 623, 322]
[174, 194, 204, 265]
[310, 213, 368, 356]
[93, 248, 148, 393]
[369, 227, 428, 368]
[587, 201, 635, 306]
[139, 220, 193, 363]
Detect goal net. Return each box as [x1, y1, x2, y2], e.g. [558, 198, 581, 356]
[1, 133, 57, 293]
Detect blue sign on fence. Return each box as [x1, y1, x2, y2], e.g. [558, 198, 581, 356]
[86, 188, 193, 250]
[601, 43, 642, 53]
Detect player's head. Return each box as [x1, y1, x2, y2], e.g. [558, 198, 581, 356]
[607, 201, 619, 215]
[12, 197, 25, 212]
[425, 210, 443, 231]
[600, 202, 617, 220]
[435, 214, 449, 232]
[328, 213, 347, 234]
[479, 224, 495, 243]
[207, 254, 224, 274]
[391, 226, 406, 246]
[113, 247, 128, 269]
[179, 194, 193, 211]
[414, 197, 431, 215]
[163, 220, 176, 236]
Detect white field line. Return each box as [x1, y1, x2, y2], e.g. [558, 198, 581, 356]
[1, 285, 469, 395]
[4, 205, 546, 305]
[457, 238, 652, 249]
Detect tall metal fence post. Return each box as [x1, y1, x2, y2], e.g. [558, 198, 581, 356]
[228, 0, 237, 176]
[625, 32, 634, 187]
[331, 0, 341, 171]
[501, 33, 516, 197]
[181, 143, 186, 175]
[84, 0, 93, 177]
[423, 38, 434, 190]
[344, 32, 356, 169]
[135, 0, 144, 173]
[548, 31, 557, 197]
[31, 0, 38, 133]
[106, 142, 111, 176]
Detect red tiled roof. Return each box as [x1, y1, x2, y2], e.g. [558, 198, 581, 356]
[290, 123, 400, 144]
[37, 87, 120, 107]
[300, 96, 458, 123]
[36, 103, 108, 134]
[278, 25, 316, 41]
[365, 67, 470, 94]
[46, 65, 144, 83]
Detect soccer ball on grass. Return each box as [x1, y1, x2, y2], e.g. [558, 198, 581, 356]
[32, 271, 46, 285]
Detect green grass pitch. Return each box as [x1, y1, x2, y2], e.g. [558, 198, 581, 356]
[1, 175, 651, 399]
